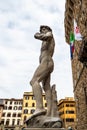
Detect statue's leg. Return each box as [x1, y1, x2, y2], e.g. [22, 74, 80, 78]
[43, 75, 52, 116]
[30, 78, 43, 111]
[30, 64, 49, 114]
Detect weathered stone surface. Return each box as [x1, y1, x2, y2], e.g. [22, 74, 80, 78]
[25, 109, 62, 128]
[64, 1, 87, 130]
[30, 25, 55, 117]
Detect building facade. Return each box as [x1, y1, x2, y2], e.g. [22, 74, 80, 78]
[64, 0, 87, 130]
[1, 98, 23, 127]
[21, 92, 47, 124]
[0, 99, 4, 124]
[58, 97, 76, 129]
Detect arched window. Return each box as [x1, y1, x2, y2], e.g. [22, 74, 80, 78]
[32, 103, 35, 107]
[24, 109, 28, 114]
[6, 119, 10, 126]
[17, 119, 20, 125]
[12, 119, 15, 126]
[25, 103, 28, 107]
[24, 116, 27, 121]
[18, 106, 22, 110]
[45, 103, 47, 107]
[13, 106, 17, 110]
[30, 109, 35, 114]
[1, 119, 4, 125]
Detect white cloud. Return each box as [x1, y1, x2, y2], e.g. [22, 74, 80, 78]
[0, 0, 74, 100]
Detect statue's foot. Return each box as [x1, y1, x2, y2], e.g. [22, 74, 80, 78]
[33, 109, 46, 116]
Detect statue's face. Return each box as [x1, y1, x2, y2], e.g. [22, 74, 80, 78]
[41, 27, 49, 33]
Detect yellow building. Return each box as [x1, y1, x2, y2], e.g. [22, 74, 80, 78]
[58, 97, 76, 129]
[21, 92, 47, 124]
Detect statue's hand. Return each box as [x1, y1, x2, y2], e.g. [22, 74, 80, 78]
[34, 32, 41, 39]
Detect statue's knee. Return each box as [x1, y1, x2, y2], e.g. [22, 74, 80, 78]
[30, 79, 36, 86]
[30, 80, 33, 86]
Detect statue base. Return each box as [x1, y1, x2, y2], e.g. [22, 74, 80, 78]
[25, 111, 63, 128]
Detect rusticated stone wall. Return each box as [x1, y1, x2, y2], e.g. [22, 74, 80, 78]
[64, 0, 87, 130]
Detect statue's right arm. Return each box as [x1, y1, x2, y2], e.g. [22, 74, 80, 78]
[34, 32, 53, 41]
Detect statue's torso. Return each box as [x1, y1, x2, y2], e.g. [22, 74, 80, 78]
[40, 38, 55, 63]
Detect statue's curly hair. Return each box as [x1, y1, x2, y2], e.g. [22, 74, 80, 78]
[40, 25, 52, 32]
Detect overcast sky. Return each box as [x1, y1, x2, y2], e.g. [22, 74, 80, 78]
[0, 0, 74, 100]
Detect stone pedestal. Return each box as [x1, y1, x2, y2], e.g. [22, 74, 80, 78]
[25, 111, 62, 128]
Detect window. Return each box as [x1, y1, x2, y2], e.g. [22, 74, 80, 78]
[2, 113, 5, 117]
[7, 113, 11, 117]
[12, 119, 15, 126]
[10, 101, 12, 104]
[30, 109, 35, 114]
[70, 110, 74, 114]
[8, 106, 12, 110]
[66, 110, 74, 114]
[6, 119, 10, 126]
[66, 118, 74, 122]
[18, 113, 21, 117]
[19, 101, 22, 105]
[32, 96, 35, 100]
[45, 103, 47, 107]
[24, 116, 27, 121]
[1, 119, 4, 124]
[4, 106, 7, 110]
[66, 110, 68, 114]
[18, 106, 22, 110]
[17, 119, 20, 125]
[13, 106, 17, 110]
[25, 103, 28, 107]
[70, 104, 75, 107]
[66, 104, 69, 107]
[25, 96, 29, 100]
[44, 96, 46, 100]
[14, 101, 17, 104]
[32, 103, 35, 107]
[24, 109, 28, 114]
[12, 113, 16, 117]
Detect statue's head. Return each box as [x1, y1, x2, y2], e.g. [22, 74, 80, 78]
[40, 25, 52, 33]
